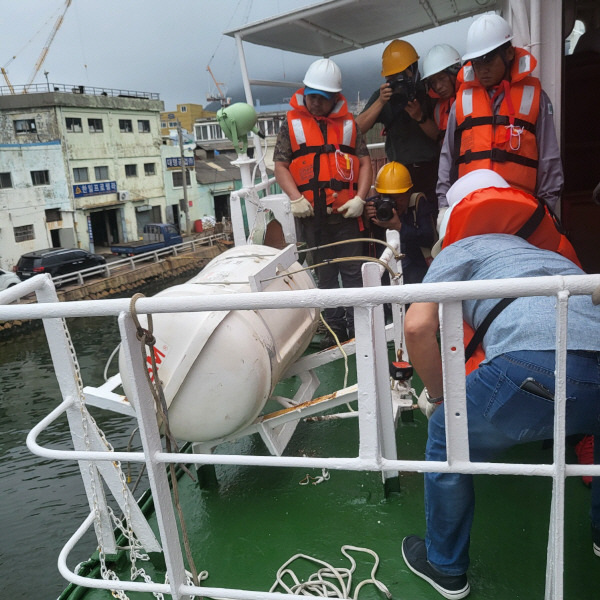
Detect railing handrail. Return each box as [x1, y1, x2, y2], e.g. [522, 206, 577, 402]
[48, 233, 229, 286]
[2, 273, 597, 320]
[0, 82, 160, 99]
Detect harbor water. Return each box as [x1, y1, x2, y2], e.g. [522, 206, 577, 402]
[0, 276, 187, 600]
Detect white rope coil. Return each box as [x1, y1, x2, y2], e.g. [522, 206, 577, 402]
[270, 545, 392, 599]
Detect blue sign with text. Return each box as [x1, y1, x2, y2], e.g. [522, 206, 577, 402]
[166, 157, 194, 169]
[73, 181, 117, 198]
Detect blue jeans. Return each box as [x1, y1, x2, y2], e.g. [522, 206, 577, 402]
[425, 350, 600, 575]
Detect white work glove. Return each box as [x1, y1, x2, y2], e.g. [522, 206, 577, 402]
[418, 388, 443, 419]
[290, 195, 314, 218]
[338, 195, 365, 218]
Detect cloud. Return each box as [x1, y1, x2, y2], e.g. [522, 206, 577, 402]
[0, 1, 472, 109]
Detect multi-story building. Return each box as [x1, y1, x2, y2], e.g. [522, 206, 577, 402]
[0, 85, 166, 268]
[160, 103, 216, 137]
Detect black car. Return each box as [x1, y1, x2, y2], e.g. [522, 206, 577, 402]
[16, 248, 106, 280]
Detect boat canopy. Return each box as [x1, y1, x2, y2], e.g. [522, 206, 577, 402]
[224, 0, 563, 138]
[224, 0, 500, 57]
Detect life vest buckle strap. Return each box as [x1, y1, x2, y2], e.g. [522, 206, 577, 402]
[322, 179, 350, 192]
[457, 114, 536, 134]
[458, 148, 538, 168]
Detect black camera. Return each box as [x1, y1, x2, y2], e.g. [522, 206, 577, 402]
[371, 195, 395, 222]
[388, 77, 417, 109]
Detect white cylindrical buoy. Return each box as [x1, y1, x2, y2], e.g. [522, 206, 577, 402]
[119, 245, 318, 442]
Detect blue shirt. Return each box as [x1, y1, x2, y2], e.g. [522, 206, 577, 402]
[424, 235, 600, 361]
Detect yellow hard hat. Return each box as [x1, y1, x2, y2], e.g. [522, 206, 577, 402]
[375, 162, 413, 194]
[381, 40, 419, 77]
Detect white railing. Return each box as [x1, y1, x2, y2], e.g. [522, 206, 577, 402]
[1, 264, 599, 600]
[42, 233, 230, 288]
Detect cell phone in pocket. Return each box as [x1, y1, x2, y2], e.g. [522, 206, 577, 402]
[519, 377, 554, 401]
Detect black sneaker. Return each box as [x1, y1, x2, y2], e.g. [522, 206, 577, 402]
[593, 526, 600, 557]
[402, 535, 470, 599]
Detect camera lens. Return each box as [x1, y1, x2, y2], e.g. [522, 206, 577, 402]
[375, 197, 394, 222]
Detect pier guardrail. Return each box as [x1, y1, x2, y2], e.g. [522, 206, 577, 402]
[50, 233, 229, 288]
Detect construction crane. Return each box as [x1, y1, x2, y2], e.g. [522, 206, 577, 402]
[206, 65, 231, 107]
[23, 0, 72, 93]
[1, 68, 15, 94]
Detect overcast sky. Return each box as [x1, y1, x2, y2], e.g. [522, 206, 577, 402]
[0, 1, 475, 109]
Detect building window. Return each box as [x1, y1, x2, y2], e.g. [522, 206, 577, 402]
[0, 172, 12, 188]
[125, 164, 138, 177]
[73, 167, 89, 182]
[119, 119, 133, 133]
[31, 170, 50, 186]
[14, 118, 36, 134]
[66, 117, 83, 132]
[138, 120, 151, 133]
[144, 163, 156, 176]
[181, 106, 187, 112]
[45, 208, 61, 222]
[161, 121, 166, 128]
[88, 118, 103, 132]
[168, 121, 178, 127]
[195, 123, 226, 141]
[172, 171, 191, 187]
[14, 224, 35, 242]
[94, 165, 109, 180]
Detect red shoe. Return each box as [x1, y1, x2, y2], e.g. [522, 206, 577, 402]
[575, 435, 594, 487]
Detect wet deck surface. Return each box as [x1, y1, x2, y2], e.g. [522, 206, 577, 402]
[59, 355, 600, 600]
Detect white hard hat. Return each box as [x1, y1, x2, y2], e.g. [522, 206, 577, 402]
[431, 169, 510, 257]
[303, 58, 342, 93]
[462, 14, 513, 61]
[422, 44, 462, 79]
[446, 169, 510, 208]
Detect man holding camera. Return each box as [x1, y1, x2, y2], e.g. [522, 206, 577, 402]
[356, 39, 440, 218]
[364, 162, 436, 284]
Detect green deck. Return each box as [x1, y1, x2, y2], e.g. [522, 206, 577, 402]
[59, 352, 599, 600]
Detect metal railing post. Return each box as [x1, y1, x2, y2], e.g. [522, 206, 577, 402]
[117, 311, 188, 599]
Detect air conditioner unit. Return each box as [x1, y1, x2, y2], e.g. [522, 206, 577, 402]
[118, 191, 130, 202]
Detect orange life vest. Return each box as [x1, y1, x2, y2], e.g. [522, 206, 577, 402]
[433, 97, 454, 133]
[427, 76, 459, 133]
[287, 90, 360, 212]
[454, 48, 541, 195]
[439, 186, 582, 374]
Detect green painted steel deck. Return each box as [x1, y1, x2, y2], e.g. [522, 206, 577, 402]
[57, 352, 600, 600]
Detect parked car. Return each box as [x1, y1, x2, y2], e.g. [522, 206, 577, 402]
[0, 268, 21, 290]
[15, 248, 106, 280]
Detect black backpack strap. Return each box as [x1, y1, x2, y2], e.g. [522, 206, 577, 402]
[515, 199, 546, 239]
[464, 297, 517, 362]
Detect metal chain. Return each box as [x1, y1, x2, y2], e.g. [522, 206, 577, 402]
[60, 317, 164, 599]
[129, 293, 201, 589]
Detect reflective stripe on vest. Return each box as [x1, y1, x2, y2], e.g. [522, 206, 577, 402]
[287, 92, 360, 211]
[455, 48, 541, 194]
